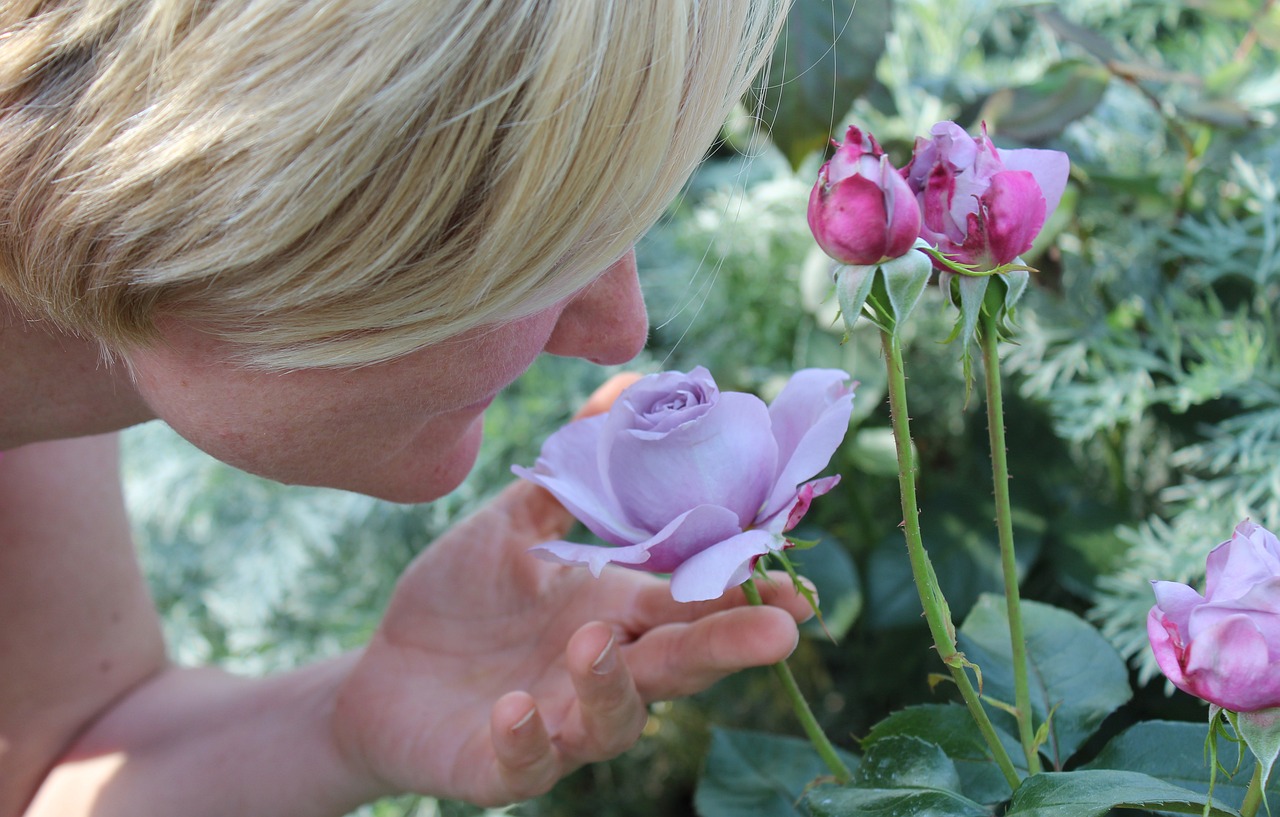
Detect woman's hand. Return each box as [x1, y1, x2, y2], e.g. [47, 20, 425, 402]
[332, 377, 815, 806]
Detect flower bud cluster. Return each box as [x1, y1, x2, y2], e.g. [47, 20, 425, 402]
[809, 121, 1069, 273]
[807, 121, 1069, 335]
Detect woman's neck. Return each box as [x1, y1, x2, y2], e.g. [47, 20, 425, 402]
[1, 297, 155, 450]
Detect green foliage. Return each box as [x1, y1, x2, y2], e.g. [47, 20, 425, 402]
[1002, 770, 1242, 817]
[957, 596, 1133, 770]
[807, 781, 990, 816]
[695, 728, 860, 817]
[1082, 721, 1267, 809]
[863, 705, 1026, 806]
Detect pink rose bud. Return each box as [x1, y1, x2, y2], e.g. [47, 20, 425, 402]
[808, 125, 923, 266]
[1148, 519, 1280, 712]
[902, 121, 1070, 270]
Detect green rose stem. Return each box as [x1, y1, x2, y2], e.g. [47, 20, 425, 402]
[742, 578, 853, 784]
[880, 327, 1022, 790]
[1241, 761, 1264, 817]
[978, 309, 1043, 775]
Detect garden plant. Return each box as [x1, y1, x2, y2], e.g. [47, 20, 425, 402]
[120, 1, 1280, 815]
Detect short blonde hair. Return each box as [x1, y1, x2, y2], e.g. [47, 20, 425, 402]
[0, 0, 787, 368]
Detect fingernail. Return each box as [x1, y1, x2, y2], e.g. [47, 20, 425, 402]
[511, 706, 537, 733]
[590, 635, 617, 675]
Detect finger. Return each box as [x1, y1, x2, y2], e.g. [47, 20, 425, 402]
[490, 480, 578, 541]
[626, 605, 800, 701]
[628, 571, 816, 632]
[573, 373, 642, 420]
[490, 691, 563, 802]
[565, 621, 648, 760]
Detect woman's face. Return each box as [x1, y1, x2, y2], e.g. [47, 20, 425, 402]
[125, 251, 648, 503]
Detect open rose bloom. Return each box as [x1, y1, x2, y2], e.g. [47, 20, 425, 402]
[1148, 520, 1280, 712]
[514, 368, 854, 602]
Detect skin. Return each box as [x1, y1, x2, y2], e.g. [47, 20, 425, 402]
[0, 249, 813, 816]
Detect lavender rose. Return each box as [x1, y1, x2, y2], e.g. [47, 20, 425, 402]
[1148, 519, 1280, 712]
[513, 367, 854, 602]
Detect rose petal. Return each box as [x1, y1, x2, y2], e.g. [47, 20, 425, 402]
[826, 125, 882, 182]
[668, 529, 783, 603]
[929, 121, 978, 168]
[606, 367, 718, 437]
[512, 415, 645, 546]
[608, 392, 777, 531]
[921, 161, 964, 248]
[1207, 522, 1280, 601]
[949, 140, 1002, 232]
[982, 169, 1048, 266]
[1150, 580, 1204, 635]
[758, 369, 854, 522]
[880, 159, 924, 260]
[1248, 522, 1280, 560]
[1183, 614, 1280, 711]
[808, 173, 895, 266]
[998, 147, 1071, 221]
[776, 475, 841, 533]
[1184, 575, 1280, 648]
[529, 504, 744, 577]
[1148, 606, 1190, 692]
[1237, 577, 1280, 617]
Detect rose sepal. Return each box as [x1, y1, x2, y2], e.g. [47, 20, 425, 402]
[1236, 706, 1280, 796]
[938, 258, 1031, 395]
[834, 239, 933, 336]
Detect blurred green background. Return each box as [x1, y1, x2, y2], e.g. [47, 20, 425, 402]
[121, 1, 1280, 814]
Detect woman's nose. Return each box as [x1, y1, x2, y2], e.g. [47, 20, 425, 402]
[544, 249, 649, 365]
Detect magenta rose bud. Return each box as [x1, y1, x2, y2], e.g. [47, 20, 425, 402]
[1147, 520, 1280, 712]
[513, 367, 854, 602]
[808, 125, 922, 266]
[902, 121, 1070, 270]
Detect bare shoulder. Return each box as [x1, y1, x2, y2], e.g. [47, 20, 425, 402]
[0, 435, 166, 815]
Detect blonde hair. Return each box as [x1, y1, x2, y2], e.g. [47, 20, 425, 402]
[0, 0, 787, 368]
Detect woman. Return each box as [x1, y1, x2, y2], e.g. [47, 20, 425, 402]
[0, 0, 811, 814]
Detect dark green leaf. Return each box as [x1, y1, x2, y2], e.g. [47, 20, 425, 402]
[1003, 770, 1242, 816]
[1082, 720, 1267, 810]
[695, 728, 860, 817]
[854, 736, 962, 792]
[756, 0, 892, 168]
[956, 596, 1131, 768]
[807, 785, 991, 817]
[864, 704, 1025, 805]
[981, 60, 1109, 144]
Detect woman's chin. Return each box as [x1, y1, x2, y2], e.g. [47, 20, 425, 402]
[356, 416, 487, 504]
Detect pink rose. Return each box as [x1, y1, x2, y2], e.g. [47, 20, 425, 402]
[1148, 520, 1280, 712]
[902, 121, 1069, 270]
[808, 125, 922, 266]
